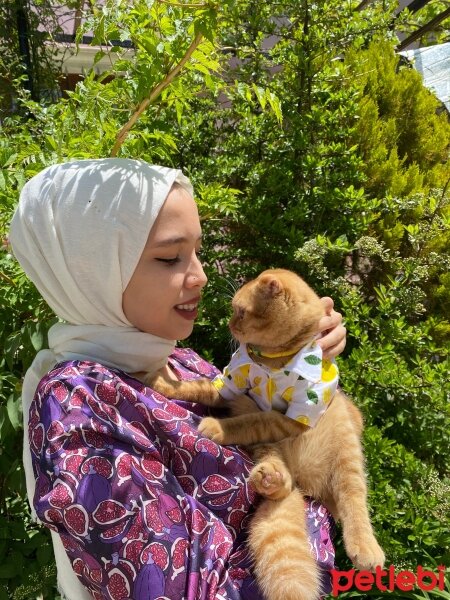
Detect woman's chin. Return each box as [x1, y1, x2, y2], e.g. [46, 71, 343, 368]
[174, 322, 195, 341]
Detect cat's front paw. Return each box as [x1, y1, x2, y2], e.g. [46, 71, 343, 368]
[346, 534, 385, 571]
[249, 459, 293, 500]
[198, 417, 225, 444]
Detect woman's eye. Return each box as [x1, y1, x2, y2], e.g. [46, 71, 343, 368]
[156, 257, 180, 266]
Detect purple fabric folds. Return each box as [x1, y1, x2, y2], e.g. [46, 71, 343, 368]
[29, 347, 335, 599]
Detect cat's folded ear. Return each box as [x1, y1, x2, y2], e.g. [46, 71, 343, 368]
[259, 274, 283, 296]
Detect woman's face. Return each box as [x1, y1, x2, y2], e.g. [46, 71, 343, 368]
[122, 185, 207, 340]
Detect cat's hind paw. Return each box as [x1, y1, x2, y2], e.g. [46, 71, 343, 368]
[346, 534, 385, 571]
[198, 417, 225, 444]
[250, 460, 293, 500]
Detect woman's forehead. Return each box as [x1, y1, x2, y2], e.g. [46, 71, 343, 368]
[148, 188, 201, 245]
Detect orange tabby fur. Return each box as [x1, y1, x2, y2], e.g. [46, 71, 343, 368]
[147, 269, 384, 600]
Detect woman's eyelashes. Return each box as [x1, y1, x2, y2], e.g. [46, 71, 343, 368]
[155, 256, 181, 266]
[155, 247, 203, 267]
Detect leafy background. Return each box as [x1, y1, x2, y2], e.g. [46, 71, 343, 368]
[0, 0, 449, 598]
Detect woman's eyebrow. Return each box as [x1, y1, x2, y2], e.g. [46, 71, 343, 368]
[153, 234, 202, 248]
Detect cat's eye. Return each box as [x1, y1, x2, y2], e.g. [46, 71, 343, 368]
[237, 306, 245, 319]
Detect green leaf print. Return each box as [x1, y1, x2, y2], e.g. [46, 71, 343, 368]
[304, 355, 321, 365]
[306, 389, 319, 404]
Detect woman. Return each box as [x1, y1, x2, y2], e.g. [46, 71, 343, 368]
[9, 158, 345, 600]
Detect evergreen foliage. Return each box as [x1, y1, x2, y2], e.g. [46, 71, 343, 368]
[0, 1, 449, 597]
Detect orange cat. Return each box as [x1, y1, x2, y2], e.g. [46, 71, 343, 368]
[148, 269, 384, 600]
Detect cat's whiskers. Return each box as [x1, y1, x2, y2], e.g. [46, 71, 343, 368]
[228, 334, 239, 356]
[215, 275, 240, 300]
[208, 277, 240, 355]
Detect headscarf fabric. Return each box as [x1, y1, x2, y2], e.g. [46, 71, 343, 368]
[9, 158, 194, 599]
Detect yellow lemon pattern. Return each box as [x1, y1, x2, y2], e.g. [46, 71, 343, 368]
[212, 378, 225, 391]
[266, 378, 277, 402]
[212, 342, 339, 427]
[281, 386, 294, 403]
[233, 374, 246, 389]
[239, 364, 250, 378]
[323, 387, 333, 404]
[322, 360, 338, 382]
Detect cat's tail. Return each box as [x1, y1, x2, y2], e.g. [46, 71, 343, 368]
[248, 488, 322, 600]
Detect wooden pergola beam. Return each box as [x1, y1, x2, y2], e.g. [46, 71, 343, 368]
[397, 6, 450, 50]
[403, 0, 433, 14]
[356, 0, 433, 14]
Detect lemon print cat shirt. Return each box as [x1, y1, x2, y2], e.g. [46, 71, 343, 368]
[212, 342, 338, 427]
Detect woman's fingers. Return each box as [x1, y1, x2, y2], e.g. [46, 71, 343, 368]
[317, 298, 346, 359]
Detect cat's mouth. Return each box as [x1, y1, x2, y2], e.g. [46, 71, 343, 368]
[229, 323, 243, 342]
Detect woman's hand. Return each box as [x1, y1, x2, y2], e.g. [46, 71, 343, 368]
[316, 297, 346, 360]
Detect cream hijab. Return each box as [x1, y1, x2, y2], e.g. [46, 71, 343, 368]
[9, 158, 194, 599]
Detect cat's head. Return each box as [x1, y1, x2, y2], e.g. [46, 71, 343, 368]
[229, 269, 325, 352]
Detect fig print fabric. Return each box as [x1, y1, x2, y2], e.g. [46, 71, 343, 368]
[29, 348, 335, 599]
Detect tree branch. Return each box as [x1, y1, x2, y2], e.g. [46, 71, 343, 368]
[0, 270, 15, 286]
[110, 30, 204, 157]
[156, 0, 209, 7]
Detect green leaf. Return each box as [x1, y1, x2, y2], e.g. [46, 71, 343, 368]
[25, 322, 45, 352]
[266, 90, 283, 124]
[252, 84, 267, 109]
[6, 395, 22, 431]
[190, 62, 212, 76]
[3, 152, 18, 166]
[93, 50, 106, 66]
[306, 389, 319, 403]
[4, 331, 22, 370]
[304, 355, 321, 365]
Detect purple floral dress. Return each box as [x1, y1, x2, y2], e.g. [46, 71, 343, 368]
[29, 347, 335, 599]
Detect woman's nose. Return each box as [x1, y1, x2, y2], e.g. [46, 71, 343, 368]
[186, 256, 208, 289]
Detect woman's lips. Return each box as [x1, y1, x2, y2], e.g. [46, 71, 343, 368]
[174, 299, 199, 320]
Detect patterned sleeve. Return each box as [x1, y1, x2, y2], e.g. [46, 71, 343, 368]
[30, 354, 336, 599]
[29, 360, 262, 600]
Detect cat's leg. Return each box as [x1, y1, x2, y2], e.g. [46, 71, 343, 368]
[328, 397, 384, 570]
[198, 411, 307, 445]
[249, 445, 293, 500]
[248, 488, 322, 600]
[145, 371, 224, 407]
[289, 394, 385, 571]
[328, 433, 385, 570]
